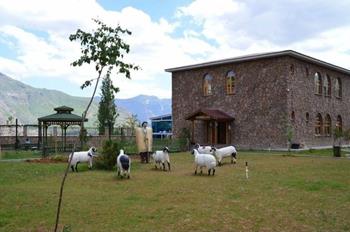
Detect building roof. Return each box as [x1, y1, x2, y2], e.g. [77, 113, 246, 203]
[150, 114, 172, 121]
[38, 106, 87, 124]
[165, 50, 350, 75]
[185, 109, 234, 121]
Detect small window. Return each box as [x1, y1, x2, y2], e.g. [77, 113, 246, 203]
[335, 78, 342, 98]
[336, 115, 342, 132]
[315, 113, 323, 135]
[306, 112, 310, 124]
[226, 70, 235, 94]
[290, 64, 294, 75]
[324, 75, 331, 97]
[324, 114, 331, 136]
[203, 74, 213, 96]
[291, 111, 295, 123]
[314, 72, 322, 95]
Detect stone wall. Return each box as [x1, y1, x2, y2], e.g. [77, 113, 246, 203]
[0, 135, 135, 150]
[172, 56, 290, 149]
[286, 57, 350, 148]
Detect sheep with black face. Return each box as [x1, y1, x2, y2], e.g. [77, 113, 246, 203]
[69, 147, 97, 172]
[152, 146, 171, 171]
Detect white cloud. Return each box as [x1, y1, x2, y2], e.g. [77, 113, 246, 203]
[0, 0, 350, 100]
[176, 0, 350, 69]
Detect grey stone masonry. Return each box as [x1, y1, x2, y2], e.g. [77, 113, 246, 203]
[167, 50, 350, 149]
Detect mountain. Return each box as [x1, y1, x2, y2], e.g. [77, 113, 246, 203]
[0, 73, 130, 126]
[0, 72, 171, 126]
[115, 95, 171, 122]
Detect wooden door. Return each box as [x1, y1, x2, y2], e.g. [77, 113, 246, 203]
[217, 122, 227, 144]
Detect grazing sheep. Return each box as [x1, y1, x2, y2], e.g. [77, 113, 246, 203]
[194, 143, 212, 154]
[69, 147, 97, 172]
[210, 146, 237, 166]
[152, 147, 171, 171]
[116, 149, 131, 179]
[191, 149, 216, 176]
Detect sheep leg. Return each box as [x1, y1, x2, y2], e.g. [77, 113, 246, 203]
[208, 169, 211, 176]
[212, 168, 215, 176]
[75, 162, 79, 172]
[88, 159, 92, 170]
[200, 167, 203, 175]
[162, 162, 166, 171]
[167, 161, 171, 171]
[194, 165, 198, 175]
[70, 165, 75, 172]
[232, 153, 237, 164]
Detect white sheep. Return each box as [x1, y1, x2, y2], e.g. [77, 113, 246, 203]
[69, 147, 97, 172]
[152, 147, 171, 171]
[194, 143, 212, 154]
[116, 149, 131, 179]
[210, 146, 237, 166]
[191, 149, 216, 176]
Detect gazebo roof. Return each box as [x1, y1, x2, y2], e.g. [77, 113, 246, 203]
[185, 109, 234, 122]
[54, 106, 74, 113]
[38, 106, 87, 124]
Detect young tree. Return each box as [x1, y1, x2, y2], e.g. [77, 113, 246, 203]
[54, 19, 139, 232]
[97, 75, 118, 137]
[69, 18, 139, 146]
[124, 114, 140, 129]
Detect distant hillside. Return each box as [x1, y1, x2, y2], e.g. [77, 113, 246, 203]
[115, 95, 171, 122]
[0, 73, 130, 126]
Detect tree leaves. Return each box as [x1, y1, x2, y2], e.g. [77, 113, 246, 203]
[69, 18, 139, 83]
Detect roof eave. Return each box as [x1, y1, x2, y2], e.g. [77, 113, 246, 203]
[165, 50, 350, 75]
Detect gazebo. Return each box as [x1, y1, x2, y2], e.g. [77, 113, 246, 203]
[38, 106, 87, 155]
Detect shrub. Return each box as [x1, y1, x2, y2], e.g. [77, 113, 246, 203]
[95, 140, 125, 170]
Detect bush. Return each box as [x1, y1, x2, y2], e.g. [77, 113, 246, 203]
[95, 140, 125, 170]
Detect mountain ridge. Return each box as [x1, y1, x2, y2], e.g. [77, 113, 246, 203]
[0, 73, 171, 126]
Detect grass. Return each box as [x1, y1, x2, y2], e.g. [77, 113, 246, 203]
[0, 151, 349, 231]
[0, 150, 42, 160]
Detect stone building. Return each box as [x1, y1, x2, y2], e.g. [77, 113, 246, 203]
[165, 50, 350, 149]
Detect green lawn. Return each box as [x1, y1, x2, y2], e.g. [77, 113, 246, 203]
[0, 152, 349, 232]
[0, 150, 42, 160]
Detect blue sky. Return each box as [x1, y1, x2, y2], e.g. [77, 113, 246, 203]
[0, 0, 350, 99]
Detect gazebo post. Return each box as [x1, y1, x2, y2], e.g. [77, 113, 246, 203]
[60, 125, 64, 152]
[42, 123, 47, 156]
[38, 120, 41, 150]
[64, 125, 68, 152]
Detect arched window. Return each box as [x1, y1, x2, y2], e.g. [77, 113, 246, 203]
[324, 114, 331, 136]
[336, 115, 342, 132]
[203, 74, 213, 96]
[226, 70, 235, 94]
[324, 75, 331, 96]
[291, 111, 295, 123]
[306, 112, 310, 124]
[335, 78, 342, 98]
[315, 113, 323, 135]
[314, 72, 322, 95]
